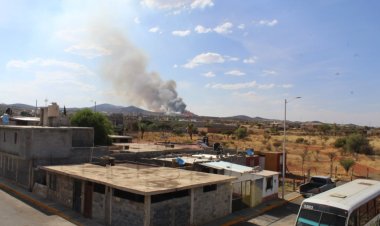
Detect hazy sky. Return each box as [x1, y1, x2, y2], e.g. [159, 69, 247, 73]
[1, 0, 380, 126]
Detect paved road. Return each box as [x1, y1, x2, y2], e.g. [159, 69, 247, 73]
[234, 196, 304, 226]
[0, 189, 75, 226]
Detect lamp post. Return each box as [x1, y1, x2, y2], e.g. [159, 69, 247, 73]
[282, 96, 301, 199]
[91, 100, 97, 112]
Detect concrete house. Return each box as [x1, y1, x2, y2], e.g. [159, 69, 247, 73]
[0, 125, 104, 190]
[41, 163, 235, 226]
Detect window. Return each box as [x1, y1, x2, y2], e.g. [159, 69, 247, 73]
[93, 183, 105, 194]
[151, 189, 189, 203]
[3, 132, 5, 142]
[358, 203, 368, 226]
[113, 189, 144, 203]
[7, 157, 11, 171]
[296, 209, 321, 226]
[266, 177, 273, 190]
[14, 132, 17, 144]
[49, 174, 57, 191]
[348, 210, 358, 226]
[320, 212, 346, 226]
[367, 199, 376, 220]
[203, 184, 217, 192]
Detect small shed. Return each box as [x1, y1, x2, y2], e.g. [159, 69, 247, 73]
[200, 161, 280, 208]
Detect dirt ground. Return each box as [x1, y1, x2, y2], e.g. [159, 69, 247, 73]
[134, 131, 380, 181]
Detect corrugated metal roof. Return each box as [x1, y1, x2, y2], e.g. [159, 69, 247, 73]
[201, 161, 255, 173]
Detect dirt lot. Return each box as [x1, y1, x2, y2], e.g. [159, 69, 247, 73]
[135, 131, 380, 181]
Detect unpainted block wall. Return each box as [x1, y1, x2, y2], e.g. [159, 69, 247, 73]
[151, 196, 190, 226]
[193, 183, 231, 225]
[92, 192, 105, 224]
[16, 158, 30, 188]
[47, 174, 73, 208]
[111, 197, 144, 226]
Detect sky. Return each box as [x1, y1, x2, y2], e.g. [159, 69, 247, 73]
[1, 0, 380, 126]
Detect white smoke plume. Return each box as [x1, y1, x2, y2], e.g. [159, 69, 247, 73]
[91, 25, 186, 113]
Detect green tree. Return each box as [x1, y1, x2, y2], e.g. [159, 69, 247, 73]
[300, 148, 309, 177]
[339, 158, 355, 175]
[235, 127, 248, 139]
[186, 123, 195, 140]
[327, 152, 337, 177]
[319, 124, 332, 136]
[345, 134, 373, 155]
[70, 109, 113, 145]
[138, 122, 148, 139]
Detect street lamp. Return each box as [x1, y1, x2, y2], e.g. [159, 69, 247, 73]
[282, 96, 301, 199]
[91, 100, 97, 112]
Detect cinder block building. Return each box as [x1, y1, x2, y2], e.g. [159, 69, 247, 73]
[41, 163, 235, 226]
[0, 125, 106, 190]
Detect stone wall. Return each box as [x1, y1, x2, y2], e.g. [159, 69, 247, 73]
[193, 183, 231, 225]
[47, 174, 73, 208]
[111, 197, 144, 226]
[151, 196, 190, 226]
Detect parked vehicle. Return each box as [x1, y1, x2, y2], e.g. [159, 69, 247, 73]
[299, 176, 335, 197]
[295, 179, 380, 226]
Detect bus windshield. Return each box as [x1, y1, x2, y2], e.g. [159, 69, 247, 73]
[296, 209, 346, 226]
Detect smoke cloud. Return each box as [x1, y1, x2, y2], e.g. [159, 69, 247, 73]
[92, 25, 186, 113]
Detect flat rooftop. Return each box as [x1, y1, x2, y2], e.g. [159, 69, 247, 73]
[155, 154, 219, 164]
[201, 161, 279, 176]
[42, 163, 235, 195]
[126, 143, 203, 153]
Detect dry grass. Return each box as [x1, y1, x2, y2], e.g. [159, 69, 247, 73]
[135, 131, 380, 180]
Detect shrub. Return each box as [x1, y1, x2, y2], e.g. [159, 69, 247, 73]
[235, 127, 248, 139]
[334, 137, 346, 148]
[339, 158, 355, 175]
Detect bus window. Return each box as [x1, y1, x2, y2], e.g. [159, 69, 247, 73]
[296, 209, 321, 226]
[319, 212, 346, 226]
[348, 210, 358, 226]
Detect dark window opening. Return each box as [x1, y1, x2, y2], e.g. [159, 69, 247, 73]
[266, 177, 273, 190]
[152, 189, 189, 203]
[93, 183, 105, 194]
[35, 170, 47, 185]
[203, 184, 217, 192]
[14, 132, 17, 144]
[113, 189, 144, 203]
[49, 174, 57, 191]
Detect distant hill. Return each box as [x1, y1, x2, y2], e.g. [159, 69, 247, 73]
[223, 115, 274, 122]
[8, 103, 35, 110]
[93, 103, 124, 112]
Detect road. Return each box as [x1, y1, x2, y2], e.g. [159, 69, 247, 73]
[0, 189, 75, 226]
[234, 196, 304, 226]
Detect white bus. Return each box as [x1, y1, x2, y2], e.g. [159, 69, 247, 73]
[295, 179, 380, 226]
